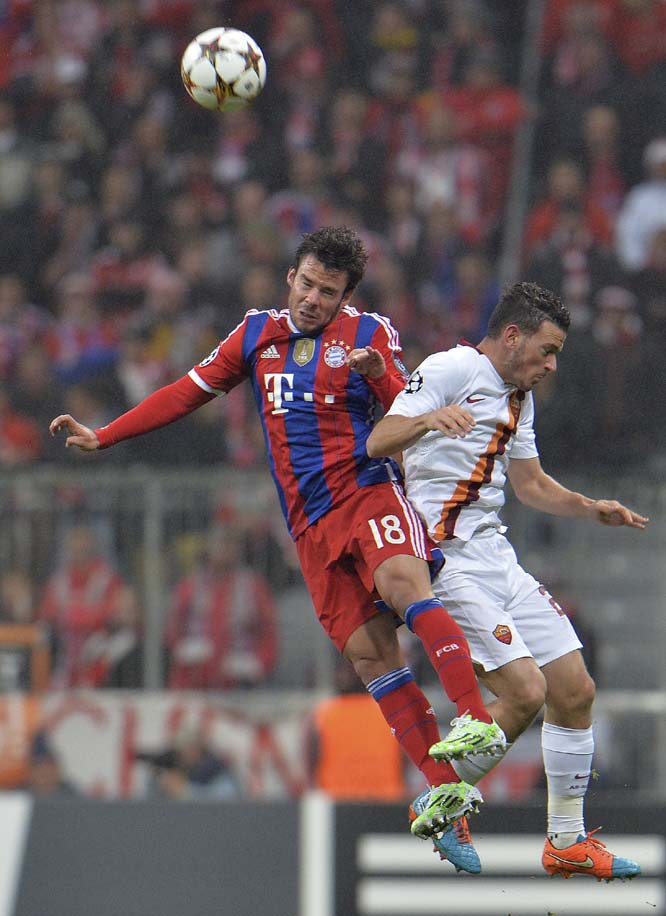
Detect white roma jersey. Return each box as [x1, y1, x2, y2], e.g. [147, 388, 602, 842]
[387, 342, 539, 543]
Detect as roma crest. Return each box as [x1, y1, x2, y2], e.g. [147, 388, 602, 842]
[293, 338, 315, 366]
[493, 624, 513, 645]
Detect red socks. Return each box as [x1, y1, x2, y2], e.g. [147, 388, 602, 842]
[405, 599, 492, 723]
[368, 669, 459, 786]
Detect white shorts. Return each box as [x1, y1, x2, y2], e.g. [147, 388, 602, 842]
[432, 529, 582, 672]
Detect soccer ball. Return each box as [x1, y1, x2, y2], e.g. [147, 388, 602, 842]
[180, 27, 267, 112]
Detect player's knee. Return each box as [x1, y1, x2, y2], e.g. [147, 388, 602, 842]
[546, 670, 595, 719]
[571, 671, 596, 715]
[350, 655, 394, 686]
[511, 670, 548, 723]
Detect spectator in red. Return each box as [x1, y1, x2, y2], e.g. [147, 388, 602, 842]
[267, 148, 335, 251]
[381, 176, 421, 269]
[427, 48, 528, 210]
[578, 104, 627, 220]
[416, 201, 468, 332]
[325, 87, 387, 228]
[427, 0, 499, 91]
[267, 5, 330, 153]
[77, 583, 145, 688]
[365, 59, 423, 161]
[446, 250, 500, 342]
[0, 273, 51, 382]
[541, 0, 621, 57]
[40, 194, 99, 297]
[45, 272, 119, 384]
[90, 216, 168, 318]
[525, 200, 622, 328]
[39, 522, 126, 687]
[0, 384, 42, 466]
[523, 158, 614, 263]
[540, 14, 625, 158]
[614, 0, 666, 78]
[166, 524, 277, 690]
[8, 343, 64, 461]
[396, 101, 494, 247]
[362, 253, 420, 343]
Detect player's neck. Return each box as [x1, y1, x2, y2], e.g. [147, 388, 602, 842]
[477, 338, 503, 378]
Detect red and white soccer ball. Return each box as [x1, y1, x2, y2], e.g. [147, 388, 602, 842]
[180, 27, 267, 112]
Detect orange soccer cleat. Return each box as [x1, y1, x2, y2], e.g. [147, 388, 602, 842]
[542, 828, 641, 882]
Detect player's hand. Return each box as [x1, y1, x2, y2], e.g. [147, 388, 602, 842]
[592, 499, 649, 529]
[425, 405, 476, 438]
[348, 346, 386, 379]
[49, 414, 100, 451]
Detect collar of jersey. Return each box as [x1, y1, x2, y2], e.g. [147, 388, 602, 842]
[457, 338, 517, 393]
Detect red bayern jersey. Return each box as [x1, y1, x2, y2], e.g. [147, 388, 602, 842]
[189, 305, 408, 538]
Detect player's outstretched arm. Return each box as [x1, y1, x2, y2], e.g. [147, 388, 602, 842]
[49, 415, 99, 451]
[508, 458, 649, 529]
[50, 376, 215, 453]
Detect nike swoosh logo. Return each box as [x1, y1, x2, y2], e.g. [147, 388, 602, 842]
[466, 396, 485, 403]
[546, 852, 595, 868]
[574, 773, 591, 780]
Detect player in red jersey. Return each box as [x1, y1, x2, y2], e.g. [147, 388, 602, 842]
[51, 226, 505, 865]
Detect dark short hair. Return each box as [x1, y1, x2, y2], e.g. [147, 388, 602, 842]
[292, 226, 368, 294]
[486, 282, 571, 338]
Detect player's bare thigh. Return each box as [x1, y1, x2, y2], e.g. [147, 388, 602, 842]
[373, 553, 434, 617]
[343, 612, 404, 685]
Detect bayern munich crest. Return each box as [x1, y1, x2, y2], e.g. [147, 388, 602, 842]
[323, 339, 351, 368]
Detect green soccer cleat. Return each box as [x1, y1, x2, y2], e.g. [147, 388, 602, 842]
[409, 781, 483, 839]
[429, 713, 507, 763]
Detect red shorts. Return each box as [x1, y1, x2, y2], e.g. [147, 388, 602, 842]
[295, 480, 442, 652]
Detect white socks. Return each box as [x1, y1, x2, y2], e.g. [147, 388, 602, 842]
[542, 722, 594, 847]
[452, 742, 511, 785]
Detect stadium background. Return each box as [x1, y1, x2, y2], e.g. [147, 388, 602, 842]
[0, 1, 664, 914]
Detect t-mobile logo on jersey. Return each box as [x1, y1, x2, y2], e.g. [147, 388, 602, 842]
[264, 373, 335, 414]
[265, 373, 294, 414]
[435, 642, 460, 657]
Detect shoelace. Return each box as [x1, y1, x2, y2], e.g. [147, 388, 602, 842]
[578, 827, 608, 852]
[452, 817, 472, 844]
[449, 710, 471, 727]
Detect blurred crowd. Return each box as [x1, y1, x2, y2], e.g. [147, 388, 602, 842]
[0, 0, 661, 474]
[0, 0, 665, 691]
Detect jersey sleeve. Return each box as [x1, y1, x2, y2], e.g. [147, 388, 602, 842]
[511, 390, 539, 459]
[95, 375, 214, 448]
[387, 351, 469, 417]
[188, 314, 251, 395]
[364, 314, 410, 411]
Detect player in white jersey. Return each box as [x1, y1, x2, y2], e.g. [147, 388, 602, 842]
[367, 281, 649, 880]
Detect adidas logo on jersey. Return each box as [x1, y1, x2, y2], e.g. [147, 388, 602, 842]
[261, 345, 280, 359]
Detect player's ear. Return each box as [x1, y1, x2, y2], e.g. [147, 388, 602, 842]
[286, 267, 296, 288]
[504, 323, 521, 349]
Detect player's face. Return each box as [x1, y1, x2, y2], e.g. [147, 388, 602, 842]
[504, 320, 566, 390]
[286, 255, 351, 334]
